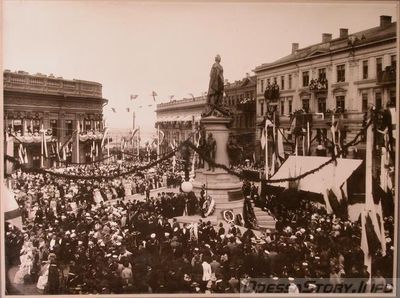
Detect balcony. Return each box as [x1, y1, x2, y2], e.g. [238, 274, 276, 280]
[264, 83, 280, 103]
[377, 66, 396, 85]
[3, 71, 103, 98]
[309, 78, 328, 92]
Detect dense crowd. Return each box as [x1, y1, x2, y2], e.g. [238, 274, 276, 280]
[4, 160, 395, 295]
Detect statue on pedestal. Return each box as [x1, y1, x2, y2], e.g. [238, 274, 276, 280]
[206, 133, 216, 171]
[203, 55, 232, 117]
[198, 128, 207, 168]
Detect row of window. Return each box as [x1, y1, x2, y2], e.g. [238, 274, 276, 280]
[259, 89, 395, 115]
[225, 92, 255, 106]
[7, 119, 101, 137]
[260, 54, 396, 91]
[363, 55, 396, 80]
[260, 76, 293, 92]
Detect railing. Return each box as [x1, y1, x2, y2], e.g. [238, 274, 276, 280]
[309, 78, 328, 91]
[4, 72, 103, 98]
[377, 66, 396, 85]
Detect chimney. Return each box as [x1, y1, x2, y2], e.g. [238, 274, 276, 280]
[322, 33, 332, 43]
[339, 28, 348, 38]
[292, 43, 299, 54]
[380, 15, 392, 27]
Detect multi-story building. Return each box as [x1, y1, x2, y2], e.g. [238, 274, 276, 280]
[254, 15, 396, 161]
[156, 75, 257, 160]
[155, 96, 205, 155]
[224, 75, 257, 160]
[4, 70, 108, 169]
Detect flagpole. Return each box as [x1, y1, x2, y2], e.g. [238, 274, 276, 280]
[40, 124, 44, 168]
[76, 118, 80, 163]
[107, 134, 110, 164]
[306, 121, 309, 155]
[363, 109, 374, 278]
[157, 124, 160, 159]
[265, 119, 269, 178]
[137, 126, 140, 156]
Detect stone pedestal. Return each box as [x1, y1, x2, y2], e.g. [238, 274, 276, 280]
[191, 115, 244, 222]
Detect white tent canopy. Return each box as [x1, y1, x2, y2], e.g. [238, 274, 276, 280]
[3, 185, 23, 230]
[269, 156, 363, 195]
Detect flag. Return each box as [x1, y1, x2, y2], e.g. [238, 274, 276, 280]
[95, 141, 99, 158]
[277, 129, 285, 160]
[23, 147, 28, 164]
[56, 141, 61, 160]
[148, 104, 153, 107]
[151, 91, 157, 101]
[260, 129, 266, 149]
[132, 128, 139, 138]
[126, 107, 130, 113]
[111, 108, 116, 113]
[158, 130, 165, 144]
[41, 127, 48, 158]
[364, 211, 382, 256]
[138, 105, 143, 108]
[101, 128, 109, 148]
[62, 146, 67, 161]
[18, 144, 24, 164]
[130, 94, 138, 100]
[169, 95, 174, 100]
[326, 188, 348, 219]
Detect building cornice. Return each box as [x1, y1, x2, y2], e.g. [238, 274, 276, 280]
[254, 36, 396, 73]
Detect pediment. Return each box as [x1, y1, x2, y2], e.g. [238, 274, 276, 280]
[332, 87, 347, 93]
[308, 49, 328, 57]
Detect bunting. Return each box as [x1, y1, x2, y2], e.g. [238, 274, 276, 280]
[130, 94, 138, 100]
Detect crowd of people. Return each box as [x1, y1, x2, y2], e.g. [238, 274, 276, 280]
[4, 158, 395, 295]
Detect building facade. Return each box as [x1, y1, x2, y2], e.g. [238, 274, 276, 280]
[254, 15, 396, 161]
[4, 70, 108, 169]
[223, 75, 257, 160]
[155, 96, 205, 155]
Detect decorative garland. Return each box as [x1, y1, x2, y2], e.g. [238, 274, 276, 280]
[4, 117, 372, 184]
[222, 210, 235, 224]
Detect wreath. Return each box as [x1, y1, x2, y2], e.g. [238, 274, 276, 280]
[202, 196, 216, 217]
[223, 210, 235, 224]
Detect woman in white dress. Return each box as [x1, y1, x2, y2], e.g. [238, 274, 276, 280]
[13, 243, 34, 284]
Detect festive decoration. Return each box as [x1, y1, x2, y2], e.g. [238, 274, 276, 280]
[222, 210, 235, 224]
[309, 78, 328, 91]
[264, 82, 280, 101]
[202, 196, 216, 217]
[5, 118, 371, 184]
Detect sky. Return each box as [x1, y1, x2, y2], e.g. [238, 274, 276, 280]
[3, 1, 397, 139]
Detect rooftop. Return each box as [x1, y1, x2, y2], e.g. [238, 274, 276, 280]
[255, 17, 396, 72]
[4, 70, 104, 98]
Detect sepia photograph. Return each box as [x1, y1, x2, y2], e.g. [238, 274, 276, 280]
[1, 0, 399, 296]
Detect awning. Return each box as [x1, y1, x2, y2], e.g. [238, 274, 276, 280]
[157, 114, 202, 123]
[269, 156, 363, 195]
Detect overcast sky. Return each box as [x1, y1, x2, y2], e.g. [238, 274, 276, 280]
[3, 1, 397, 137]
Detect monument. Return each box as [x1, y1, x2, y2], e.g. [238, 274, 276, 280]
[178, 55, 276, 231]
